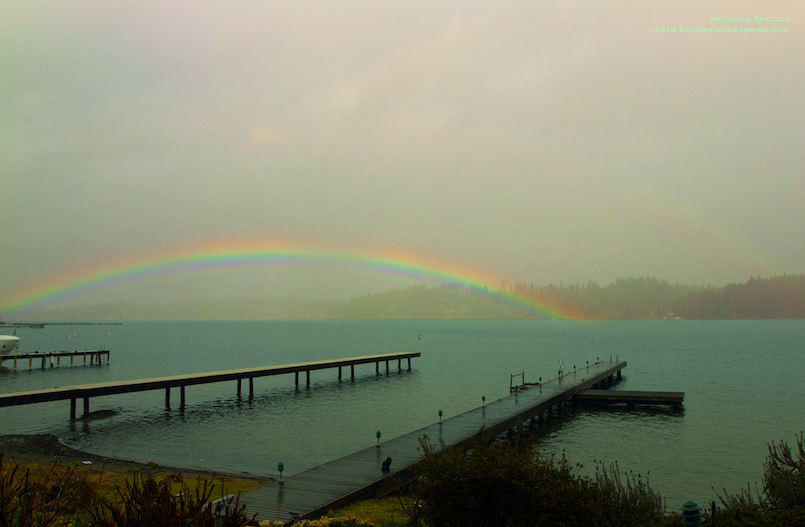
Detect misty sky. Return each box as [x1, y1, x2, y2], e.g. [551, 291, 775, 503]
[2, 1, 803, 310]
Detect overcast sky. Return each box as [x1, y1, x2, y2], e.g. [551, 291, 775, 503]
[2, 0, 803, 310]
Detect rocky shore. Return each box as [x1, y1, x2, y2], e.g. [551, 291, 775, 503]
[0, 434, 267, 482]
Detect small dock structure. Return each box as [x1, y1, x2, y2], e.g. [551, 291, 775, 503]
[238, 359, 628, 523]
[0, 350, 110, 370]
[0, 352, 420, 420]
[573, 389, 684, 409]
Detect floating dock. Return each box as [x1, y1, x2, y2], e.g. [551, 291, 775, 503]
[573, 389, 684, 409]
[0, 350, 110, 369]
[0, 352, 420, 420]
[237, 359, 628, 524]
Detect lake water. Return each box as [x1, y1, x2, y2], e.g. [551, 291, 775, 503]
[1, 319, 803, 508]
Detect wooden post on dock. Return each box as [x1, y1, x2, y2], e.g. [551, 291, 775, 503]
[70, 398, 77, 420]
[83, 397, 90, 417]
[237, 379, 242, 396]
[408, 358, 411, 370]
[385, 360, 389, 375]
[306, 370, 310, 387]
[249, 378, 254, 398]
[398, 359, 401, 371]
[166, 388, 171, 407]
[180, 386, 186, 409]
[338, 367, 342, 380]
[295, 372, 299, 387]
[376, 362, 379, 375]
[351, 365, 355, 379]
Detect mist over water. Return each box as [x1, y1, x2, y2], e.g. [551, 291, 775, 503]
[2, 319, 803, 507]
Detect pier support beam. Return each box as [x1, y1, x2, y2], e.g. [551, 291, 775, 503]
[338, 367, 342, 381]
[306, 370, 310, 387]
[237, 379, 242, 396]
[180, 386, 186, 409]
[408, 358, 411, 370]
[249, 378, 254, 399]
[83, 397, 90, 417]
[351, 365, 355, 380]
[70, 398, 77, 420]
[166, 388, 171, 406]
[376, 362, 379, 375]
[385, 360, 389, 375]
[295, 372, 299, 387]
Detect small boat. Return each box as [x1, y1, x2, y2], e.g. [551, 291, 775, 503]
[0, 334, 21, 356]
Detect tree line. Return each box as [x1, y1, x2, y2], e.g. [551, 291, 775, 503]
[328, 274, 805, 319]
[6, 274, 804, 320]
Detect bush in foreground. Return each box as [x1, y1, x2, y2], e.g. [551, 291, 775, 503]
[401, 433, 668, 527]
[0, 454, 252, 527]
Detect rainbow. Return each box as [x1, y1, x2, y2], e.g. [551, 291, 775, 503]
[1, 240, 586, 319]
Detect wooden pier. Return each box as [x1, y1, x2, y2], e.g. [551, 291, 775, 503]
[573, 389, 684, 409]
[237, 360, 627, 524]
[0, 352, 419, 420]
[0, 350, 110, 370]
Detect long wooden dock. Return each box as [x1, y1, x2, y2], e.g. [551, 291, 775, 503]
[0, 350, 110, 369]
[238, 359, 627, 524]
[0, 352, 420, 420]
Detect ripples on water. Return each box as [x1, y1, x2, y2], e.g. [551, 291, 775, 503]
[1, 319, 803, 508]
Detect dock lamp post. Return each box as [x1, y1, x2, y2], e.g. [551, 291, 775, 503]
[439, 410, 443, 424]
[278, 462, 284, 484]
[376, 431, 381, 447]
[680, 501, 704, 526]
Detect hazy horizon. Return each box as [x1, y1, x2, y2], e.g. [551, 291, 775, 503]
[3, 1, 802, 315]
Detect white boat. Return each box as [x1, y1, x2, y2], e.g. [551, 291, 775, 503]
[0, 335, 21, 356]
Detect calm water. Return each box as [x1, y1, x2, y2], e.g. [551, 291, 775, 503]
[1, 320, 803, 507]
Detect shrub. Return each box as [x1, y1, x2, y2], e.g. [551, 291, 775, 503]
[1, 455, 253, 527]
[402, 433, 661, 527]
[763, 431, 805, 509]
[85, 471, 253, 527]
[593, 460, 663, 521]
[0, 453, 96, 527]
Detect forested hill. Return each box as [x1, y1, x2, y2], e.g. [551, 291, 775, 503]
[329, 274, 805, 319]
[6, 275, 804, 321]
